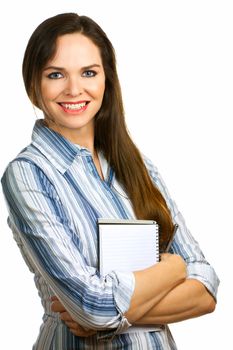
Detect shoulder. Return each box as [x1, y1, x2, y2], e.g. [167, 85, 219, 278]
[2, 141, 55, 184]
[3, 141, 43, 170]
[141, 154, 159, 180]
[141, 154, 175, 209]
[1, 144, 53, 195]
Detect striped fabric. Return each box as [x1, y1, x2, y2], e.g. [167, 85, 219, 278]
[1, 119, 219, 349]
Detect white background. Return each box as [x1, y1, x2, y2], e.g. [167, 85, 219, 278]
[0, 1, 232, 349]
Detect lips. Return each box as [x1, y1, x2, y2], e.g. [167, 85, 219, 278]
[58, 101, 90, 114]
[59, 101, 89, 110]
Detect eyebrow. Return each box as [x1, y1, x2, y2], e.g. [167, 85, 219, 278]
[43, 64, 102, 71]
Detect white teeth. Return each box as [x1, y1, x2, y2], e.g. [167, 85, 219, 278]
[61, 102, 87, 110]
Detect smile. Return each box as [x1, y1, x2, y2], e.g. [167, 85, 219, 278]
[59, 101, 89, 110]
[58, 101, 90, 114]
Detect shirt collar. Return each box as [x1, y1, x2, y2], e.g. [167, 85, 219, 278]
[31, 119, 92, 174]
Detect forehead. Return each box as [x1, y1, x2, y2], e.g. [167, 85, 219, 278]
[48, 33, 103, 67]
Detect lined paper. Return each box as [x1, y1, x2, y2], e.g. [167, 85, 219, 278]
[98, 219, 159, 275]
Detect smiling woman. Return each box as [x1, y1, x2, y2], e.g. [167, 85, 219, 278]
[1, 12, 219, 350]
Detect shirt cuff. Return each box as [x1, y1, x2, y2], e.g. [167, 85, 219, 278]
[187, 261, 220, 301]
[97, 271, 135, 341]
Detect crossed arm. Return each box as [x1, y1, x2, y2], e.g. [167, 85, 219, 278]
[51, 253, 216, 337]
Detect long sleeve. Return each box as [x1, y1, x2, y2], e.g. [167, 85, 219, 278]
[1, 159, 135, 332]
[144, 156, 220, 300]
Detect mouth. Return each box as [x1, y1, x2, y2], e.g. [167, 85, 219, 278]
[58, 101, 90, 111]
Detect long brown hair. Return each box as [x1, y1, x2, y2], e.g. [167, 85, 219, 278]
[22, 13, 174, 251]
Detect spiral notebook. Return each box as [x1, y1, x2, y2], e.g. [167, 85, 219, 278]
[98, 218, 159, 275]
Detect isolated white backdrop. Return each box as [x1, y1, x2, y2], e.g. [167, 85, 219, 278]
[0, 1, 232, 349]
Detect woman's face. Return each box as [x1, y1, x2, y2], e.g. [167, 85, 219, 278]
[41, 33, 105, 143]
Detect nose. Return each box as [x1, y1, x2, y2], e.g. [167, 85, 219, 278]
[64, 76, 83, 97]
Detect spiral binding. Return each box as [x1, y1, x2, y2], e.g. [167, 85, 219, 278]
[154, 222, 160, 262]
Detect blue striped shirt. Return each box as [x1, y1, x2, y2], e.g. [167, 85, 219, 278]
[1, 120, 219, 349]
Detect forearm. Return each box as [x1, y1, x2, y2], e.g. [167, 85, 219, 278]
[52, 254, 186, 332]
[125, 255, 186, 323]
[134, 279, 216, 325]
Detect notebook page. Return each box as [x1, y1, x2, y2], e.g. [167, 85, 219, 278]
[99, 222, 158, 275]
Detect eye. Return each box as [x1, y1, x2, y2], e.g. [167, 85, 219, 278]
[82, 70, 97, 78]
[47, 72, 63, 79]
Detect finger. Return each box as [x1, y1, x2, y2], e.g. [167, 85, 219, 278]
[70, 328, 85, 336]
[160, 253, 172, 261]
[51, 296, 59, 302]
[51, 300, 66, 313]
[60, 311, 74, 322]
[65, 321, 78, 329]
[63, 320, 96, 337]
[69, 328, 96, 337]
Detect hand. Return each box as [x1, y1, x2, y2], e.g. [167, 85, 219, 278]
[160, 253, 187, 280]
[51, 296, 96, 337]
[160, 253, 177, 261]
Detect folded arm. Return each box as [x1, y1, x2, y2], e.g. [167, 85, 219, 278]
[134, 278, 216, 325]
[52, 252, 187, 336]
[52, 256, 216, 334]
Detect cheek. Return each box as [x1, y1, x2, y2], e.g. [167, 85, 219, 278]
[41, 83, 51, 101]
[86, 78, 105, 98]
[41, 82, 63, 101]
[93, 82, 105, 100]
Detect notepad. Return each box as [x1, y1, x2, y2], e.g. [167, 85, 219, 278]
[98, 219, 159, 275]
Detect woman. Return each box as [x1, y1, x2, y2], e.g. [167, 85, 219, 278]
[1, 13, 219, 349]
